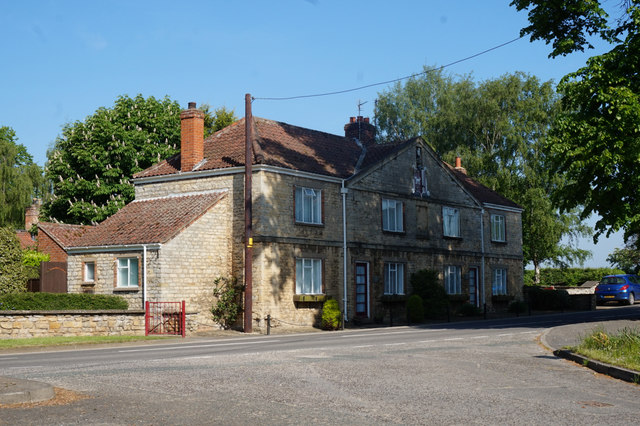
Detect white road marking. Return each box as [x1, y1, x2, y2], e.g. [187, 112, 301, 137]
[353, 345, 374, 348]
[342, 329, 445, 338]
[118, 340, 279, 353]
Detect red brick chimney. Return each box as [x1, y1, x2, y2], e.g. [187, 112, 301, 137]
[180, 102, 205, 172]
[344, 116, 376, 147]
[24, 199, 41, 230]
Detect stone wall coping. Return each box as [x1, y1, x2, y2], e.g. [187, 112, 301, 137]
[0, 310, 145, 315]
[0, 310, 200, 315]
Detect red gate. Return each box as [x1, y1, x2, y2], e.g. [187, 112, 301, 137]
[145, 301, 186, 337]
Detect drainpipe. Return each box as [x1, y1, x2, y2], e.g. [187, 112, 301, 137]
[143, 244, 147, 307]
[480, 209, 485, 307]
[341, 180, 349, 323]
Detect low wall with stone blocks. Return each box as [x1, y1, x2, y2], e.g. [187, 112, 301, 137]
[0, 311, 146, 339]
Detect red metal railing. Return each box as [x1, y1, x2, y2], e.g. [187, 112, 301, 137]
[145, 301, 186, 337]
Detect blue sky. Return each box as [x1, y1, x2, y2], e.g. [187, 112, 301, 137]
[0, 0, 626, 266]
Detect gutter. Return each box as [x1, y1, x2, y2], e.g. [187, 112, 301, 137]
[143, 244, 147, 308]
[67, 243, 161, 255]
[133, 164, 345, 185]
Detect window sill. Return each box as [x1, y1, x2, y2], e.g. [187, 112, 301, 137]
[293, 294, 326, 303]
[114, 287, 140, 293]
[81, 282, 95, 287]
[381, 294, 407, 303]
[295, 222, 324, 228]
[443, 235, 462, 240]
[447, 294, 469, 303]
[492, 294, 513, 303]
[491, 240, 507, 245]
[382, 230, 406, 235]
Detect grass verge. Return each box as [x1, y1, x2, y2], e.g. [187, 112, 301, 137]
[571, 327, 640, 372]
[0, 335, 171, 350]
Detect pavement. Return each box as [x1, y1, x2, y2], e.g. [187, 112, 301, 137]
[2, 316, 640, 405]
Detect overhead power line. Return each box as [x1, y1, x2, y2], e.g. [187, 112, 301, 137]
[253, 36, 524, 102]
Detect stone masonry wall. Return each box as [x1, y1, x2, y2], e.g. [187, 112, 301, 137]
[0, 311, 203, 338]
[156, 195, 233, 328]
[0, 311, 145, 338]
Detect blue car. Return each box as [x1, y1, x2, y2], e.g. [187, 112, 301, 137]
[595, 274, 640, 305]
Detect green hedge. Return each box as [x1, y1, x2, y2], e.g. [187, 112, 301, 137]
[0, 293, 129, 311]
[524, 267, 624, 287]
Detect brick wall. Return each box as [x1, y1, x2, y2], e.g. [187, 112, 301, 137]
[37, 231, 68, 263]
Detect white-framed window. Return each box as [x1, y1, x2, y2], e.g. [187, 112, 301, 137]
[444, 265, 461, 294]
[443, 206, 460, 237]
[117, 257, 139, 288]
[493, 268, 508, 295]
[84, 261, 95, 282]
[382, 199, 404, 232]
[384, 262, 404, 295]
[296, 258, 323, 294]
[491, 214, 506, 242]
[295, 187, 322, 224]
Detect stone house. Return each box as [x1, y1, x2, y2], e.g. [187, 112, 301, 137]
[61, 103, 523, 330]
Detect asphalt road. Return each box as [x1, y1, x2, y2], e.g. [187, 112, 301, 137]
[2, 307, 640, 425]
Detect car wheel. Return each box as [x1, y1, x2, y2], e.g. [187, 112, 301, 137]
[628, 293, 635, 305]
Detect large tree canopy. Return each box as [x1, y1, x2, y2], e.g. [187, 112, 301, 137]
[42, 95, 236, 225]
[0, 127, 44, 229]
[512, 1, 640, 241]
[375, 70, 590, 281]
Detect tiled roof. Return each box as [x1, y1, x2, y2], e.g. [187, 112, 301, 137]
[69, 191, 227, 248]
[134, 115, 519, 209]
[358, 139, 413, 171]
[37, 222, 92, 249]
[134, 117, 363, 179]
[445, 164, 522, 209]
[16, 230, 36, 249]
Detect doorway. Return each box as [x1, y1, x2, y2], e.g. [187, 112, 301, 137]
[469, 267, 479, 307]
[355, 262, 369, 317]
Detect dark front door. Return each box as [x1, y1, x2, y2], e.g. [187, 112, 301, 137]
[469, 267, 479, 307]
[355, 262, 369, 317]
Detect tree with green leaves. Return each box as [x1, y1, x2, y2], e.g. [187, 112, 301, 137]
[375, 70, 591, 282]
[0, 127, 44, 229]
[42, 95, 237, 225]
[512, 1, 640, 242]
[0, 227, 28, 294]
[607, 236, 640, 274]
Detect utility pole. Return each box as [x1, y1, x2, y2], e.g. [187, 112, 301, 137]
[244, 93, 253, 333]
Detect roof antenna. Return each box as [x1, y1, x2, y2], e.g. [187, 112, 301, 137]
[357, 100, 368, 141]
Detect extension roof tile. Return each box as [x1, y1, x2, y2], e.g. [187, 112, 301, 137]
[37, 222, 92, 249]
[68, 191, 227, 248]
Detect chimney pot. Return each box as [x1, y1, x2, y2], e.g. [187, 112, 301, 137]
[455, 157, 462, 168]
[344, 116, 376, 147]
[188, 101, 197, 109]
